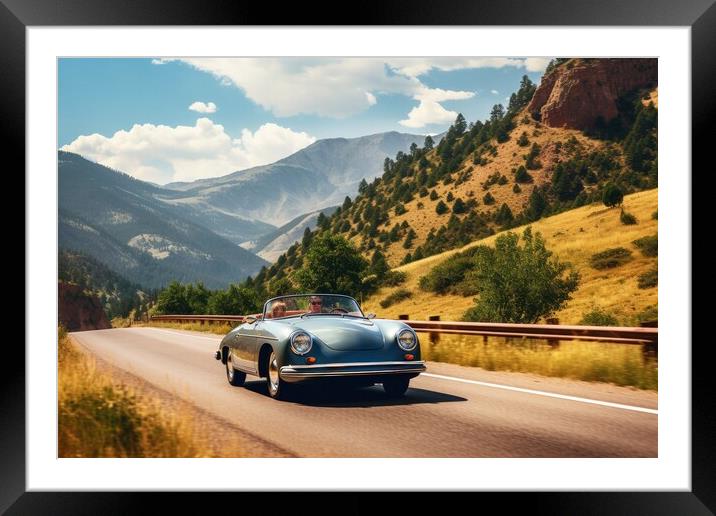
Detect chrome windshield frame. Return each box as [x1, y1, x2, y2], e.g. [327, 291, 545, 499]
[262, 293, 365, 321]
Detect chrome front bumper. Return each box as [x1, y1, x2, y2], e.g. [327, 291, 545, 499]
[279, 360, 426, 380]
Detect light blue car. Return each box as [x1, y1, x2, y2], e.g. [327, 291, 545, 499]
[214, 293, 425, 400]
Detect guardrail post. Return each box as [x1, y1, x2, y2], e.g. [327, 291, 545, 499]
[428, 315, 441, 344]
[546, 317, 560, 348]
[398, 314, 409, 320]
[640, 320, 658, 361]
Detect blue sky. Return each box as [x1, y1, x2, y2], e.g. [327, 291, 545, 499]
[59, 57, 548, 185]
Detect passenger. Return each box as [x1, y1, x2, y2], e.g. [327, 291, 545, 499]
[308, 295, 323, 313]
[271, 301, 287, 319]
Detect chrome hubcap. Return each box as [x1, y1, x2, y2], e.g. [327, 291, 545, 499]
[268, 352, 279, 394]
[226, 352, 233, 379]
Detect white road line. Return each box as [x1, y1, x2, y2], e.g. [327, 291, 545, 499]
[137, 328, 657, 415]
[422, 373, 658, 415]
[139, 327, 222, 342]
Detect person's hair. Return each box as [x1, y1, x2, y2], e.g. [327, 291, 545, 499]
[309, 296, 322, 304]
[271, 302, 287, 316]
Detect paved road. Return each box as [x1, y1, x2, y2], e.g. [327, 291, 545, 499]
[71, 327, 658, 458]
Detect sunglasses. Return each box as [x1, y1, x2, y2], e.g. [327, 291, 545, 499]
[310, 301, 322, 305]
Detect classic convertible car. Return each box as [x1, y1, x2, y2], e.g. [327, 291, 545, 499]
[214, 294, 425, 400]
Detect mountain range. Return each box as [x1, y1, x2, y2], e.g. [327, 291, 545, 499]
[159, 131, 430, 239]
[59, 130, 431, 289]
[242, 205, 340, 262]
[59, 152, 269, 289]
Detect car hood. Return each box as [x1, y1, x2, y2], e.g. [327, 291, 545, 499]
[290, 317, 384, 351]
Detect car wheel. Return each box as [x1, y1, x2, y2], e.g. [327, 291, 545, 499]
[266, 350, 291, 400]
[226, 351, 246, 387]
[383, 376, 410, 397]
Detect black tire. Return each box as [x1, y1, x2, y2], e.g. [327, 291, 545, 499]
[265, 349, 292, 400]
[383, 376, 410, 397]
[226, 351, 246, 387]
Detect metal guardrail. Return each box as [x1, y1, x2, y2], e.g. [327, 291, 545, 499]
[151, 314, 246, 323]
[149, 315, 658, 345]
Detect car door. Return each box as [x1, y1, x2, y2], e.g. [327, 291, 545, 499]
[231, 321, 258, 374]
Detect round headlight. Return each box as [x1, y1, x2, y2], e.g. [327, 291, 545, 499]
[397, 328, 417, 351]
[290, 331, 313, 355]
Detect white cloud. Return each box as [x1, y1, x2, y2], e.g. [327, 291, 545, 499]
[170, 58, 420, 118]
[399, 87, 475, 128]
[491, 89, 499, 95]
[60, 119, 316, 184]
[188, 101, 217, 113]
[158, 57, 546, 129]
[524, 57, 552, 72]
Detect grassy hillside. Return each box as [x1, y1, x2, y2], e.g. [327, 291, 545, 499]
[363, 188, 658, 326]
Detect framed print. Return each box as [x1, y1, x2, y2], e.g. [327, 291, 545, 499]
[9, 0, 711, 513]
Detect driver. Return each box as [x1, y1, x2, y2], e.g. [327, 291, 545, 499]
[308, 295, 323, 313]
[271, 301, 287, 318]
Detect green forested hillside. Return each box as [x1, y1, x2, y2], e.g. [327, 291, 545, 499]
[58, 248, 150, 319]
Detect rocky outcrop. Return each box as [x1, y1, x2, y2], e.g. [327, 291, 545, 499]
[528, 59, 657, 131]
[58, 281, 111, 331]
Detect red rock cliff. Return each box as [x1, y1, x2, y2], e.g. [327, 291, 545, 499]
[527, 58, 657, 131]
[58, 282, 111, 331]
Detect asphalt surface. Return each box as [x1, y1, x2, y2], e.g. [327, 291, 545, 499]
[71, 327, 658, 457]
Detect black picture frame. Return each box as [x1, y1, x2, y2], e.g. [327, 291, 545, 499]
[8, 0, 709, 513]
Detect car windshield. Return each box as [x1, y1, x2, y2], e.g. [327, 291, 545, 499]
[263, 294, 364, 319]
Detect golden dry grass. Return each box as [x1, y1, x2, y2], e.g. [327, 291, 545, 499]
[58, 327, 201, 457]
[419, 333, 657, 390]
[58, 326, 246, 457]
[140, 320, 235, 335]
[364, 188, 658, 325]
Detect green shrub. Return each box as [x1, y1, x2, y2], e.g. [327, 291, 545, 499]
[635, 305, 658, 325]
[379, 289, 412, 309]
[633, 234, 658, 257]
[483, 192, 496, 205]
[590, 247, 633, 269]
[602, 183, 624, 207]
[638, 267, 658, 289]
[580, 307, 619, 326]
[525, 143, 542, 170]
[452, 198, 467, 214]
[462, 227, 580, 323]
[517, 131, 529, 147]
[418, 247, 483, 294]
[515, 165, 533, 183]
[435, 200, 449, 215]
[382, 270, 407, 287]
[620, 209, 638, 225]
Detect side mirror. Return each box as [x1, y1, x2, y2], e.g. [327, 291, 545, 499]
[244, 315, 257, 324]
[366, 313, 376, 319]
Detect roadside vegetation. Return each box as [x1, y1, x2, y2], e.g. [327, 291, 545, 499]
[419, 333, 657, 390]
[58, 326, 237, 457]
[140, 320, 234, 335]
